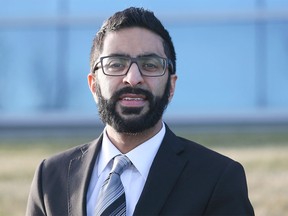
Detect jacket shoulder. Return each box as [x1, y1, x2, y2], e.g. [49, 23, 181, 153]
[177, 135, 233, 162]
[42, 137, 101, 170]
[164, 126, 234, 165]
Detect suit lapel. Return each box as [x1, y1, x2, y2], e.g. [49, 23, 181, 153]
[67, 136, 102, 216]
[133, 127, 187, 215]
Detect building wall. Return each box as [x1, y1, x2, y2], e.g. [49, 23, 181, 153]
[0, 0, 288, 124]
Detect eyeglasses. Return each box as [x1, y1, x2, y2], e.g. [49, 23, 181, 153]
[93, 55, 172, 77]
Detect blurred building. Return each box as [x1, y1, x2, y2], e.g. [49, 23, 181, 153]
[0, 0, 288, 136]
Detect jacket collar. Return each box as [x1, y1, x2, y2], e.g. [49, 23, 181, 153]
[133, 126, 187, 215]
[67, 135, 103, 216]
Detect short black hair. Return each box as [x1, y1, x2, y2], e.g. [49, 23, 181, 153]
[90, 7, 176, 74]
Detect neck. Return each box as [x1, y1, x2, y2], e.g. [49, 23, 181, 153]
[105, 120, 163, 154]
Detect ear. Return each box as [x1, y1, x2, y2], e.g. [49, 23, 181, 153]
[87, 73, 99, 104]
[87, 73, 97, 94]
[169, 74, 177, 101]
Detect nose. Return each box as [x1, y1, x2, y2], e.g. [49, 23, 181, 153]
[122, 62, 144, 87]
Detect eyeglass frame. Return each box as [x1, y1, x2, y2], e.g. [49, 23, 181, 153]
[92, 55, 173, 77]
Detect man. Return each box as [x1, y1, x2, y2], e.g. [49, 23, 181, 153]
[26, 7, 254, 216]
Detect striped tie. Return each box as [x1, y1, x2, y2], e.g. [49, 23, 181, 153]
[95, 155, 131, 216]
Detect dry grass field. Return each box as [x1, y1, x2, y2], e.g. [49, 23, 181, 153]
[0, 131, 287, 216]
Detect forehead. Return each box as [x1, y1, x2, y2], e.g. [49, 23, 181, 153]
[101, 27, 166, 57]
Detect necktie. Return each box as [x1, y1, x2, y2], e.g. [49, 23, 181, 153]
[95, 154, 131, 216]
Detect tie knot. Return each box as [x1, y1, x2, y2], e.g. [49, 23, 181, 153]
[111, 155, 131, 175]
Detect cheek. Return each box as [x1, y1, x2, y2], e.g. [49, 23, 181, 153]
[148, 77, 169, 96]
[96, 76, 118, 99]
[97, 83, 111, 99]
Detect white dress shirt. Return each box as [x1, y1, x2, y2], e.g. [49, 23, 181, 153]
[86, 122, 165, 216]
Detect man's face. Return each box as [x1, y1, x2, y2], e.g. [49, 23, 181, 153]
[88, 27, 177, 133]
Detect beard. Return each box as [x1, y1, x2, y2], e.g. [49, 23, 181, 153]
[95, 77, 171, 134]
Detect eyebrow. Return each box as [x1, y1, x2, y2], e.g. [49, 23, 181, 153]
[106, 52, 164, 58]
[138, 53, 163, 58]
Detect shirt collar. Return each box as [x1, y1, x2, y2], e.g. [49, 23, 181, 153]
[97, 122, 166, 180]
[97, 130, 121, 177]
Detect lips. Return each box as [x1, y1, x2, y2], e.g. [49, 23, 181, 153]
[119, 94, 146, 107]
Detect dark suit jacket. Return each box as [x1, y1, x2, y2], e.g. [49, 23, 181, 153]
[26, 126, 254, 216]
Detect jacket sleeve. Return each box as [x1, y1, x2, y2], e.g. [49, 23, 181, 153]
[26, 160, 47, 216]
[204, 161, 255, 215]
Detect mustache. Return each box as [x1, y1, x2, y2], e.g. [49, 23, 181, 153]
[110, 87, 154, 102]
